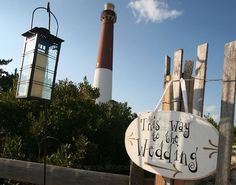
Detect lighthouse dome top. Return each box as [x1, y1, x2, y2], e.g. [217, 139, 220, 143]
[104, 3, 115, 11]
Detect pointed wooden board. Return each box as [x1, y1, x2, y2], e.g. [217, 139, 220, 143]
[125, 111, 219, 180]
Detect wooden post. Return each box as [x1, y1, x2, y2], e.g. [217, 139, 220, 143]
[129, 162, 144, 185]
[172, 50, 184, 185]
[182, 43, 208, 185]
[172, 49, 184, 185]
[192, 43, 208, 117]
[172, 49, 183, 111]
[162, 55, 172, 110]
[156, 50, 183, 185]
[155, 56, 172, 185]
[129, 114, 144, 185]
[215, 41, 236, 185]
[175, 60, 194, 185]
[181, 60, 194, 113]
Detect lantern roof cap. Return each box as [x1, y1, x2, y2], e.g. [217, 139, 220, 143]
[22, 27, 64, 43]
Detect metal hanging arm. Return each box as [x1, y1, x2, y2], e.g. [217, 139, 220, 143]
[30, 2, 59, 36]
[47, 2, 51, 32]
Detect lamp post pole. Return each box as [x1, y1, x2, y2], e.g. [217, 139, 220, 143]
[43, 101, 48, 185]
[16, 3, 64, 185]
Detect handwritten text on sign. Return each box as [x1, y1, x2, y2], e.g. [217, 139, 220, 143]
[125, 111, 219, 180]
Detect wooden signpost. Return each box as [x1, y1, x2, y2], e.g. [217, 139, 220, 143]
[125, 111, 219, 180]
[128, 43, 210, 185]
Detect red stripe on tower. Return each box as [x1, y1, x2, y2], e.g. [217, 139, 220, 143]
[96, 3, 116, 70]
[93, 3, 117, 103]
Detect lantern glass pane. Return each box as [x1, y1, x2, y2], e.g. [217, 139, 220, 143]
[19, 67, 31, 82]
[17, 82, 29, 97]
[33, 68, 54, 86]
[35, 52, 48, 69]
[48, 57, 56, 72]
[16, 37, 36, 98]
[22, 52, 34, 67]
[37, 40, 59, 58]
[31, 83, 51, 100]
[25, 37, 36, 53]
[31, 58, 54, 100]
[48, 45, 59, 58]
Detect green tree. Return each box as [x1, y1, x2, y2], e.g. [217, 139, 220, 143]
[1, 135, 25, 159]
[82, 100, 136, 173]
[0, 59, 17, 92]
[0, 75, 136, 184]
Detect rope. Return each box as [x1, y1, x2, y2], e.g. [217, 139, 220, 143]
[154, 76, 236, 113]
[169, 77, 236, 82]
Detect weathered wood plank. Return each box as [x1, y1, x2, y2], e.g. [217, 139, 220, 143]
[180, 44, 208, 185]
[129, 162, 144, 185]
[183, 44, 208, 185]
[162, 75, 172, 111]
[155, 74, 172, 185]
[155, 56, 173, 185]
[175, 60, 194, 185]
[172, 49, 183, 111]
[215, 41, 236, 185]
[155, 175, 165, 185]
[162, 56, 172, 110]
[164, 55, 171, 76]
[160, 50, 183, 185]
[192, 43, 208, 117]
[172, 50, 184, 185]
[0, 158, 154, 185]
[181, 60, 194, 112]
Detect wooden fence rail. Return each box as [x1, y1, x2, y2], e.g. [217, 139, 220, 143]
[0, 158, 154, 185]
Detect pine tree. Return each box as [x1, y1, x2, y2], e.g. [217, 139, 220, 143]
[0, 59, 17, 92]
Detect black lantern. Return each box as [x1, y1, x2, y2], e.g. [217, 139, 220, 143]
[16, 3, 64, 101]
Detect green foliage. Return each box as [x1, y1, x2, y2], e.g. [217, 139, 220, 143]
[0, 59, 12, 77]
[46, 135, 89, 167]
[204, 114, 236, 145]
[0, 59, 17, 92]
[84, 101, 135, 166]
[47, 143, 74, 167]
[0, 72, 135, 185]
[1, 136, 25, 159]
[204, 114, 218, 129]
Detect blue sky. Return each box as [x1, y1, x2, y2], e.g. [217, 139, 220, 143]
[1, 0, 236, 123]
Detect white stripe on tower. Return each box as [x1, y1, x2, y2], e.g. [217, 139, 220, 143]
[93, 68, 112, 103]
[93, 3, 117, 103]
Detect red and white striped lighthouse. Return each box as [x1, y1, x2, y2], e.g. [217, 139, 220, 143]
[93, 3, 117, 103]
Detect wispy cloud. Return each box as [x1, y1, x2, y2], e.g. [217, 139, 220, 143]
[128, 0, 182, 23]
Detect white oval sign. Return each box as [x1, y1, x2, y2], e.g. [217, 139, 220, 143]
[125, 111, 219, 180]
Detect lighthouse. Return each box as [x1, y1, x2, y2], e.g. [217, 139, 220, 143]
[93, 3, 117, 103]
